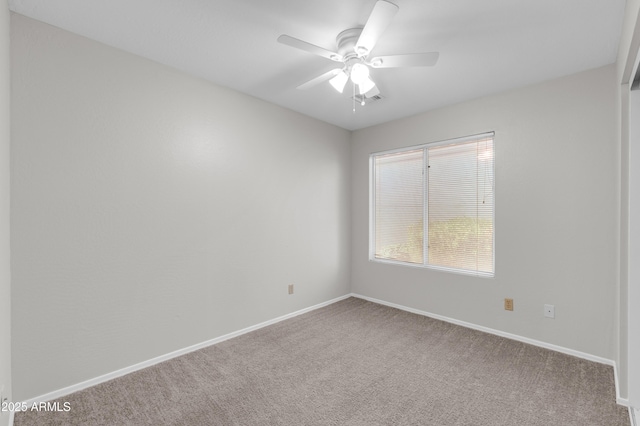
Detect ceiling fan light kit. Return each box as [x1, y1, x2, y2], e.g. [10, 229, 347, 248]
[329, 71, 348, 93]
[350, 63, 368, 83]
[356, 77, 375, 95]
[278, 0, 439, 108]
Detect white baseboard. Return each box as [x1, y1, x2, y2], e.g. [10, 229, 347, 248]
[613, 361, 629, 407]
[19, 294, 352, 407]
[630, 406, 638, 426]
[351, 293, 628, 407]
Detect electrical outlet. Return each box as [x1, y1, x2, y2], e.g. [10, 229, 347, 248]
[504, 298, 514, 311]
[544, 304, 555, 318]
[288, 284, 294, 295]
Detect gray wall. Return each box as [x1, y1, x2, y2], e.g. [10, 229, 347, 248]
[0, 1, 11, 425]
[10, 15, 351, 401]
[351, 65, 618, 360]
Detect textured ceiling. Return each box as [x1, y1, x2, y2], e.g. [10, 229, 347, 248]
[8, 0, 626, 130]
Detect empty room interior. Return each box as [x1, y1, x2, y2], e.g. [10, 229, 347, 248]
[2, 0, 640, 425]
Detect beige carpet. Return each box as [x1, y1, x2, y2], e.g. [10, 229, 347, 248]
[15, 297, 630, 425]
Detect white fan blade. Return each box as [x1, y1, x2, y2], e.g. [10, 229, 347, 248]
[369, 52, 439, 68]
[355, 0, 399, 57]
[297, 69, 343, 90]
[278, 35, 343, 62]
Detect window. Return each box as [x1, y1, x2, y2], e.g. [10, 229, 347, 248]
[370, 132, 494, 277]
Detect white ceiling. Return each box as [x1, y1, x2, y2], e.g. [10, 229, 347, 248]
[8, 0, 626, 131]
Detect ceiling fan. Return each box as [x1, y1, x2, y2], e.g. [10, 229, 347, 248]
[277, 0, 439, 103]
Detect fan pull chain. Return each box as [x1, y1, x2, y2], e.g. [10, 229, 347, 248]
[352, 82, 356, 113]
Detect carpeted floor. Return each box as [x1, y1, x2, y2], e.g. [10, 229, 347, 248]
[15, 297, 630, 425]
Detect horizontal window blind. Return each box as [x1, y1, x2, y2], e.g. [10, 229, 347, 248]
[428, 137, 494, 274]
[373, 149, 424, 264]
[370, 133, 494, 276]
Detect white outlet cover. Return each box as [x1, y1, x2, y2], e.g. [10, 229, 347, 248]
[544, 304, 555, 318]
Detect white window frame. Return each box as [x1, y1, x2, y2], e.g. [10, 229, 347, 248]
[369, 132, 495, 278]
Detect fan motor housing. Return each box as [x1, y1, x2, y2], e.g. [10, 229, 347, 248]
[336, 28, 363, 58]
